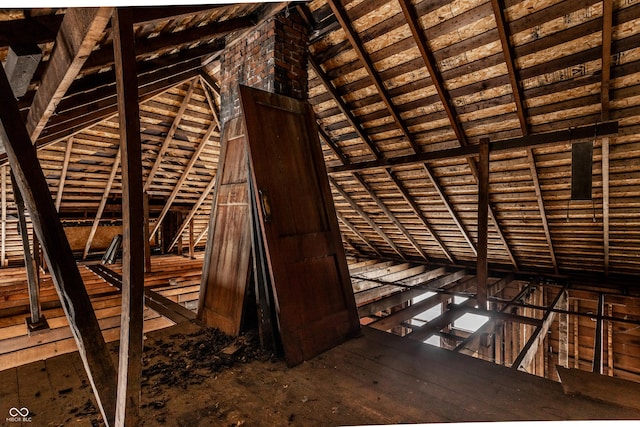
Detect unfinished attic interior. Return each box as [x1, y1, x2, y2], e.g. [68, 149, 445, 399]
[1, 0, 640, 425]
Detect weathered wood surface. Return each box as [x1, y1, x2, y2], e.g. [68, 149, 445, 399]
[198, 116, 252, 336]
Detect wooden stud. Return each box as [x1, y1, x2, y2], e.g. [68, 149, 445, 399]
[113, 8, 145, 426]
[143, 78, 197, 192]
[143, 192, 151, 273]
[0, 52, 117, 427]
[574, 299, 579, 368]
[188, 218, 195, 259]
[601, 0, 613, 120]
[83, 148, 121, 260]
[558, 290, 569, 369]
[602, 136, 610, 276]
[477, 138, 490, 309]
[607, 304, 614, 377]
[593, 293, 605, 374]
[55, 137, 74, 211]
[12, 173, 41, 324]
[26, 8, 113, 141]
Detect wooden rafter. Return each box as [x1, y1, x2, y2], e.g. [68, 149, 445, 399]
[477, 139, 490, 308]
[167, 174, 217, 252]
[113, 8, 145, 423]
[336, 211, 383, 257]
[396, 0, 517, 269]
[352, 173, 429, 261]
[149, 120, 217, 240]
[26, 8, 114, 141]
[398, 0, 467, 146]
[309, 52, 459, 261]
[55, 137, 74, 211]
[327, 0, 419, 153]
[83, 147, 121, 260]
[0, 59, 117, 427]
[144, 78, 197, 192]
[491, 0, 557, 273]
[199, 73, 221, 129]
[329, 176, 406, 259]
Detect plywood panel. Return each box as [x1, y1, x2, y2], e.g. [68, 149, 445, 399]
[240, 85, 360, 366]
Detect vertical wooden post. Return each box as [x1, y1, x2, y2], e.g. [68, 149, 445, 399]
[607, 304, 614, 376]
[143, 191, 152, 272]
[55, 137, 74, 211]
[1, 165, 6, 267]
[12, 173, 41, 324]
[0, 53, 117, 427]
[189, 218, 195, 259]
[573, 299, 580, 368]
[477, 138, 490, 309]
[558, 291, 569, 369]
[113, 8, 145, 426]
[593, 293, 605, 374]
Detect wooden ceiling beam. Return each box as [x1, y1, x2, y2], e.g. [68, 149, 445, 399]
[149, 120, 216, 240]
[144, 78, 197, 192]
[329, 121, 619, 174]
[167, 173, 217, 252]
[26, 8, 114, 142]
[398, 0, 468, 146]
[491, 0, 557, 273]
[310, 52, 458, 262]
[83, 147, 121, 260]
[330, 176, 406, 259]
[352, 173, 430, 262]
[327, 0, 419, 153]
[80, 14, 250, 75]
[54, 137, 73, 211]
[336, 211, 383, 258]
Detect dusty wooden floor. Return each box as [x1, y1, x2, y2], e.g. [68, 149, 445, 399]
[1, 320, 639, 426]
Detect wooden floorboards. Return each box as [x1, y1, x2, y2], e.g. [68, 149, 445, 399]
[1, 321, 639, 426]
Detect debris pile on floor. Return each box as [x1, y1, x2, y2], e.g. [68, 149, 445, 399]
[142, 326, 269, 395]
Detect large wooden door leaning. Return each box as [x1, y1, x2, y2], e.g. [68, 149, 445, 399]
[239, 85, 360, 366]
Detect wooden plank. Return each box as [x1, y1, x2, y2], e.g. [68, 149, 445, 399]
[0, 54, 117, 427]
[241, 85, 360, 366]
[144, 78, 197, 192]
[602, 136, 610, 275]
[197, 116, 252, 336]
[336, 211, 382, 257]
[558, 292, 569, 369]
[477, 139, 489, 309]
[112, 8, 145, 425]
[83, 147, 121, 259]
[26, 8, 113, 141]
[328, 122, 619, 174]
[556, 365, 640, 411]
[143, 192, 151, 273]
[54, 137, 73, 211]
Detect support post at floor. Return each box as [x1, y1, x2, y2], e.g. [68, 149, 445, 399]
[477, 138, 490, 309]
[113, 7, 145, 426]
[0, 49, 117, 427]
[593, 293, 605, 374]
[11, 172, 44, 329]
